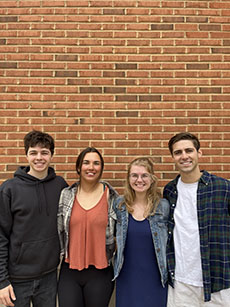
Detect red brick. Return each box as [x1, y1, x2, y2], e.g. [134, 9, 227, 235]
[0, 0, 230, 190]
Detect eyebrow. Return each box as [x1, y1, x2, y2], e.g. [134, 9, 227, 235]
[28, 149, 50, 153]
[173, 147, 195, 153]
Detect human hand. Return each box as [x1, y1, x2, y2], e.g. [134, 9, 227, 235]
[0, 285, 16, 306]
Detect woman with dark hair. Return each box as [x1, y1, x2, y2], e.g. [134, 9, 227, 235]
[113, 157, 169, 307]
[57, 147, 119, 307]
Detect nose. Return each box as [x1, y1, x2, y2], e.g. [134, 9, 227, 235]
[181, 151, 188, 159]
[36, 153, 43, 159]
[88, 162, 94, 169]
[136, 175, 144, 181]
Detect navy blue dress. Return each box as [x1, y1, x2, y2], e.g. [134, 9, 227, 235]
[116, 214, 167, 307]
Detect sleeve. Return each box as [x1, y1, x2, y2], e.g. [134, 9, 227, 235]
[110, 197, 118, 221]
[227, 181, 230, 217]
[112, 195, 122, 215]
[57, 190, 65, 256]
[61, 177, 68, 190]
[163, 185, 167, 199]
[0, 187, 12, 289]
[161, 198, 170, 220]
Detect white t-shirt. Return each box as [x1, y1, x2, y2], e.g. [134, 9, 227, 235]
[173, 177, 203, 287]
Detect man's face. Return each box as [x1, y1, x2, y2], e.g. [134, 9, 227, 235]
[26, 145, 52, 178]
[171, 140, 202, 175]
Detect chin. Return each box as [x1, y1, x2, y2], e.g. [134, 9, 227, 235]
[134, 188, 146, 192]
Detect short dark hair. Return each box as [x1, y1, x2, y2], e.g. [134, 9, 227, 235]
[24, 130, 55, 156]
[76, 147, 104, 177]
[168, 132, 200, 155]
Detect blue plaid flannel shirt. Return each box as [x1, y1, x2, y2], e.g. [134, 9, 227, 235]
[163, 170, 230, 302]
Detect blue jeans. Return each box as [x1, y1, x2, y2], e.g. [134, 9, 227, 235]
[9, 270, 57, 307]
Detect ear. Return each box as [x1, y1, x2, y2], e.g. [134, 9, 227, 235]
[198, 149, 202, 158]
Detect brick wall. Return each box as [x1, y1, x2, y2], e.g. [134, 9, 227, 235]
[1, 0, 230, 192]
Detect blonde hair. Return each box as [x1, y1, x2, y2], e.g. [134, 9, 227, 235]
[120, 157, 161, 217]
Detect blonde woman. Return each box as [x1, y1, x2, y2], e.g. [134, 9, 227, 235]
[113, 157, 169, 307]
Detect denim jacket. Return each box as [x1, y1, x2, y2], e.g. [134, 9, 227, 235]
[58, 181, 119, 264]
[113, 196, 170, 286]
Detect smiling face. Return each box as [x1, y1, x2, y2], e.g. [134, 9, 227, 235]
[172, 139, 202, 181]
[79, 152, 102, 183]
[129, 164, 152, 195]
[27, 145, 52, 179]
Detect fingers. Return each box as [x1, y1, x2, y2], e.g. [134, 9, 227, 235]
[9, 285, 16, 305]
[0, 285, 16, 306]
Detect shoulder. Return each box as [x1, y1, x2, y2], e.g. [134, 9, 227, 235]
[155, 198, 170, 217]
[0, 178, 16, 193]
[100, 180, 119, 198]
[113, 196, 127, 221]
[54, 176, 68, 187]
[113, 195, 125, 211]
[163, 176, 179, 199]
[164, 176, 178, 189]
[201, 170, 230, 187]
[60, 183, 77, 199]
[115, 195, 125, 205]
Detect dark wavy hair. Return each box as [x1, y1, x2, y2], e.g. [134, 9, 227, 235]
[24, 130, 55, 156]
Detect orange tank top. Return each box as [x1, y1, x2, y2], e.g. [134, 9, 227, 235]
[65, 187, 108, 270]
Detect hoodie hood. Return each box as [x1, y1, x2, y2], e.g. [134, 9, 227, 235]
[14, 166, 56, 215]
[14, 166, 56, 183]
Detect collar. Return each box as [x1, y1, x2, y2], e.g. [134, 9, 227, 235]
[172, 170, 210, 187]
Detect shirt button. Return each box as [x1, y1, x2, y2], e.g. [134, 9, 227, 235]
[157, 248, 160, 253]
[154, 232, 158, 236]
[172, 204, 175, 208]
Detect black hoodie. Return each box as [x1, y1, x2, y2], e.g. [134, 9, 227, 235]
[0, 166, 68, 289]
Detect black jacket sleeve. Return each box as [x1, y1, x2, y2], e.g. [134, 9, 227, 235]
[0, 187, 12, 289]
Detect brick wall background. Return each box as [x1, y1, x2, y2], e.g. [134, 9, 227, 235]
[1, 0, 230, 192]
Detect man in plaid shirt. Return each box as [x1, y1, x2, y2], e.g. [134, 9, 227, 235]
[163, 132, 230, 306]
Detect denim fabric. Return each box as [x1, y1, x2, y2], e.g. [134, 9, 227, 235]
[113, 197, 169, 286]
[9, 270, 57, 307]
